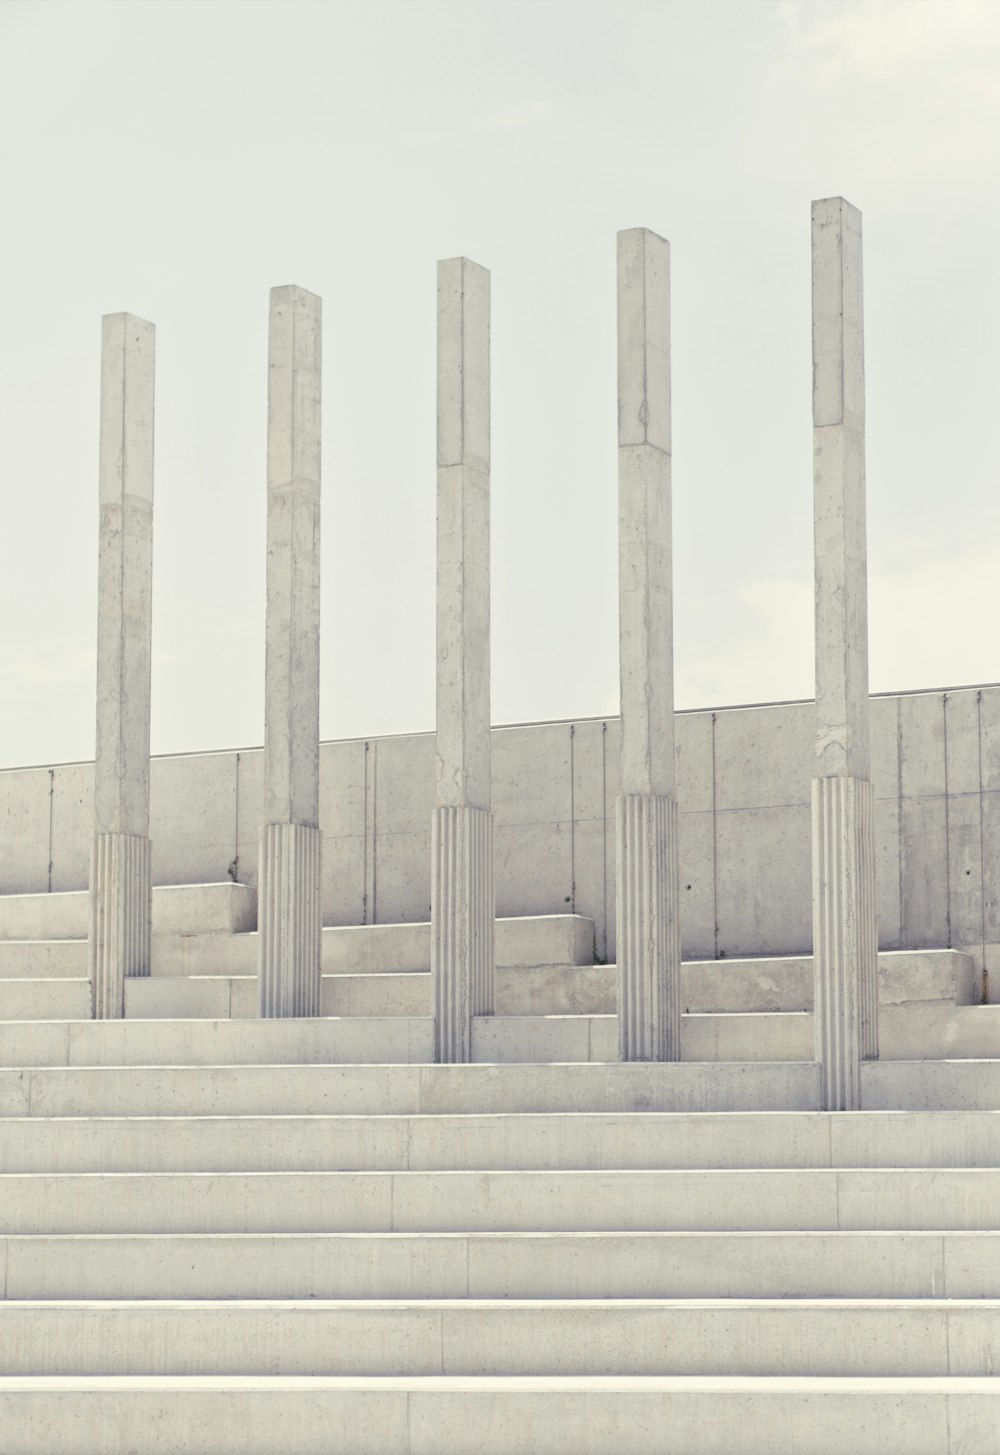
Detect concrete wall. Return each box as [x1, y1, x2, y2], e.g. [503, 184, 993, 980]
[1, 686, 997, 988]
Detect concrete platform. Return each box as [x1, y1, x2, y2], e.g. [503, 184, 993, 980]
[5, 1229, 1000, 1300]
[0, 884, 257, 941]
[0, 1061, 824, 1118]
[3, 1298, 999, 1377]
[2, 1108, 998, 1174]
[3, 1166, 1000, 1235]
[0, 1375, 994, 1455]
[0, 1016, 436, 1067]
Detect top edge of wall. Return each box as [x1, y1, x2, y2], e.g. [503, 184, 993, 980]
[1, 679, 997, 777]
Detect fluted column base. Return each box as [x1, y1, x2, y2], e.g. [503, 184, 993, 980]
[89, 832, 151, 1019]
[616, 792, 681, 1062]
[258, 822, 322, 1018]
[431, 805, 495, 1063]
[813, 775, 879, 1110]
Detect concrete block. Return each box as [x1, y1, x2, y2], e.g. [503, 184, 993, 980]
[154, 884, 256, 935]
[862, 1058, 1000, 1110]
[0, 978, 91, 1020]
[0, 891, 89, 941]
[323, 973, 428, 1017]
[152, 932, 256, 976]
[879, 1005, 1000, 1060]
[0, 939, 87, 978]
[496, 964, 616, 1015]
[125, 976, 233, 1020]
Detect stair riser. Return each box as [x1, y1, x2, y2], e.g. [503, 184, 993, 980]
[5, 1232, 999, 1300]
[3, 1302, 998, 1376]
[0, 885, 257, 942]
[0, 1063, 822, 1118]
[1, 1383, 990, 1455]
[0, 1018, 436, 1068]
[2, 1007, 995, 1066]
[2, 1169, 998, 1234]
[3, 1111, 1000, 1173]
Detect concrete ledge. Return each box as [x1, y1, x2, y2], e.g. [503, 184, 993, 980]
[0, 884, 257, 942]
[0, 1017, 435, 1068]
[0, 979, 92, 1021]
[1, 1298, 998, 1376]
[2, 1109, 1000, 1174]
[0, 941, 87, 978]
[0, 1061, 823, 1119]
[2, 1167, 999, 1235]
[0, 1375, 994, 1455]
[862, 1059, 1000, 1110]
[4, 1230, 1000, 1301]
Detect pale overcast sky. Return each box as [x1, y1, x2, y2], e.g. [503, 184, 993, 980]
[0, 0, 998, 767]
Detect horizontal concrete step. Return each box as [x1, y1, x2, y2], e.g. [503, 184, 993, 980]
[2, 1167, 999, 1234]
[0, 948, 972, 1030]
[5, 1058, 998, 1118]
[474, 1007, 1000, 1063]
[497, 950, 978, 1016]
[151, 913, 597, 978]
[3, 1108, 998, 1174]
[0, 1375, 994, 1455]
[1, 1000, 995, 1067]
[133, 948, 982, 1019]
[0, 884, 257, 942]
[2, 1299, 999, 1376]
[0, 1016, 436, 1067]
[0, 1061, 822, 1118]
[5, 1230, 1000, 1300]
[0, 913, 596, 979]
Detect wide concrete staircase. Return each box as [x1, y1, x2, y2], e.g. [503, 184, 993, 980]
[1, 884, 999, 1451]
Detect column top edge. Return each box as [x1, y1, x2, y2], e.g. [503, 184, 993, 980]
[269, 283, 322, 304]
[617, 226, 669, 247]
[437, 256, 490, 277]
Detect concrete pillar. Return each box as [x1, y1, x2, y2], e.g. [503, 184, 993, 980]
[258, 285, 322, 1018]
[615, 228, 681, 1062]
[90, 313, 155, 1019]
[431, 257, 495, 1062]
[811, 197, 879, 1110]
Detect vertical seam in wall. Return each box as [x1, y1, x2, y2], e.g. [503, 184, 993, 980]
[232, 752, 241, 884]
[47, 768, 54, 893]
[601, 722, 608, 962]
[977, 691, 986, 979]
[711, 713, 719, 959]
[569, 724, 576, 913]
[363, 742, 370, 925]
[371, 740, 379, 926]
[896, 698, 904, 946]
[942, 696, 951, 948]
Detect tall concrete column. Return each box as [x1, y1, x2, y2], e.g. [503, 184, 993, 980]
[811, 197, 879, 1110]
[258, 285, 322, 1018]
[615, 228, 681, 1062]
[90, 313, 155, 1019]
[432, 257, 495, 1063]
